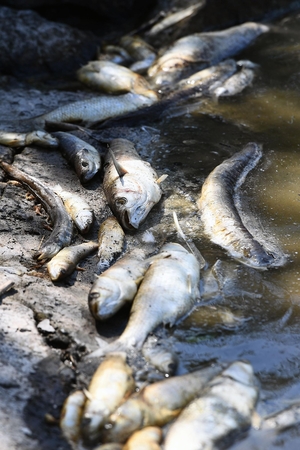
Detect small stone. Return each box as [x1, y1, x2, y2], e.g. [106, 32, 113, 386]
[37, 319, 55, 333]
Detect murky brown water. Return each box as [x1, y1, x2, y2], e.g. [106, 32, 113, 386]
[145, 11, 300, 449]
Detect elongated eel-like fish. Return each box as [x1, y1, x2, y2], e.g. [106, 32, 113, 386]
[0, 160, 73, 260]
[197, 142, 277, 269]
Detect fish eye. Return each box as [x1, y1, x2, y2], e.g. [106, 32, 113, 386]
[81, 161, 89, 168]
[115, 197, 127, 205]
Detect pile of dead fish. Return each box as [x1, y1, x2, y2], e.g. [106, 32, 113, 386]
[0, 15, 291, 450]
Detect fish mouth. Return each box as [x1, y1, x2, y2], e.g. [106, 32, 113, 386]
[122, 210, 139, 230]
[124, 205, 152, 230]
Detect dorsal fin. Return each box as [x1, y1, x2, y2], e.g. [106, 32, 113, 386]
[109, 148, 128, 178]
[156, 174, 168, 184]
[173, 211, 207, 269]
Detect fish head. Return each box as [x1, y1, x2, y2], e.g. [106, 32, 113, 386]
[36, 242, 61, 261]
[240, 244, 276, 269]
[88, 277, 122, 320]
[47, 260, 70, 281]
[222, 361, 255, 386]
[111, 181, 156, 230]
[75, 148, 101, 184]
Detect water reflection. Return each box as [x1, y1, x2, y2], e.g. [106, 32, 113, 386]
[151, 10, 300, 448]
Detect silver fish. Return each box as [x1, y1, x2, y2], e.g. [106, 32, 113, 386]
[103, 364, 221, 443]
[148, 22, 269, 86]
[102, 242, 200, 352]
[123, 427, 162, 450]
[0, 130, 58, 148]
[47, 241, 98, 281]
[89, 249, 149, 321]
[212, 60, 257, 98]
[54, 184, 94, 234]
[53, 132, 101, 183]
[33, 92, 158, 127]
[60, 390, 86, 444]
[97, 216, 125, 271]
[81, 352, 135, 443]
[197, 142, 277, 269]
[77, 60, 156, 97]
[103, 138, 165, 230]
[164, 361, 259, 450]
[0, 160, 73, 260]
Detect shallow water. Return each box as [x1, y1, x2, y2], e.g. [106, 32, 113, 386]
[145, 10, 300, 448]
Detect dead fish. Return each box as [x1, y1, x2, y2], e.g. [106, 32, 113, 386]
[97, 216, 125, 271]
[60, 390, 86, 444]
[0, 161, 73, 260]
[177, 59, 237, 92]
[164, 361, 259, 450]
[197, 142, 277, 269]
[0, 130, 58, 148]
[212, 60, 257, 98]
[103, 138, 165, 230]
[47, 241, 98, 281]
[100, 242, 200, 353]
[103, 364, 221, 443]
[123, 426, 162, 450]
[81, 352, 135, 443]
[145, 2, 205, 40]
[260, 401, 300, 431]
[52, 132, 101, 183]
[77, 60, 156, 97]
[182, 304, 245, 332]
[33, 92, 158, 128]
[142, 336, 178, 376]
[54, 184, 94, 234]
[89, 249, 149, 321]
[148, 22, 269, 86]
[119, 35, 156, 73]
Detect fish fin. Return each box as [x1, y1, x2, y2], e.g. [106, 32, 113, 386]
[173, 211, 207, 269]
[156, 174, 168, 184]
[109, 148, 128, 178]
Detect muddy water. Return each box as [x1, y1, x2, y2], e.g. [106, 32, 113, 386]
[146, 11, 300, 449]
